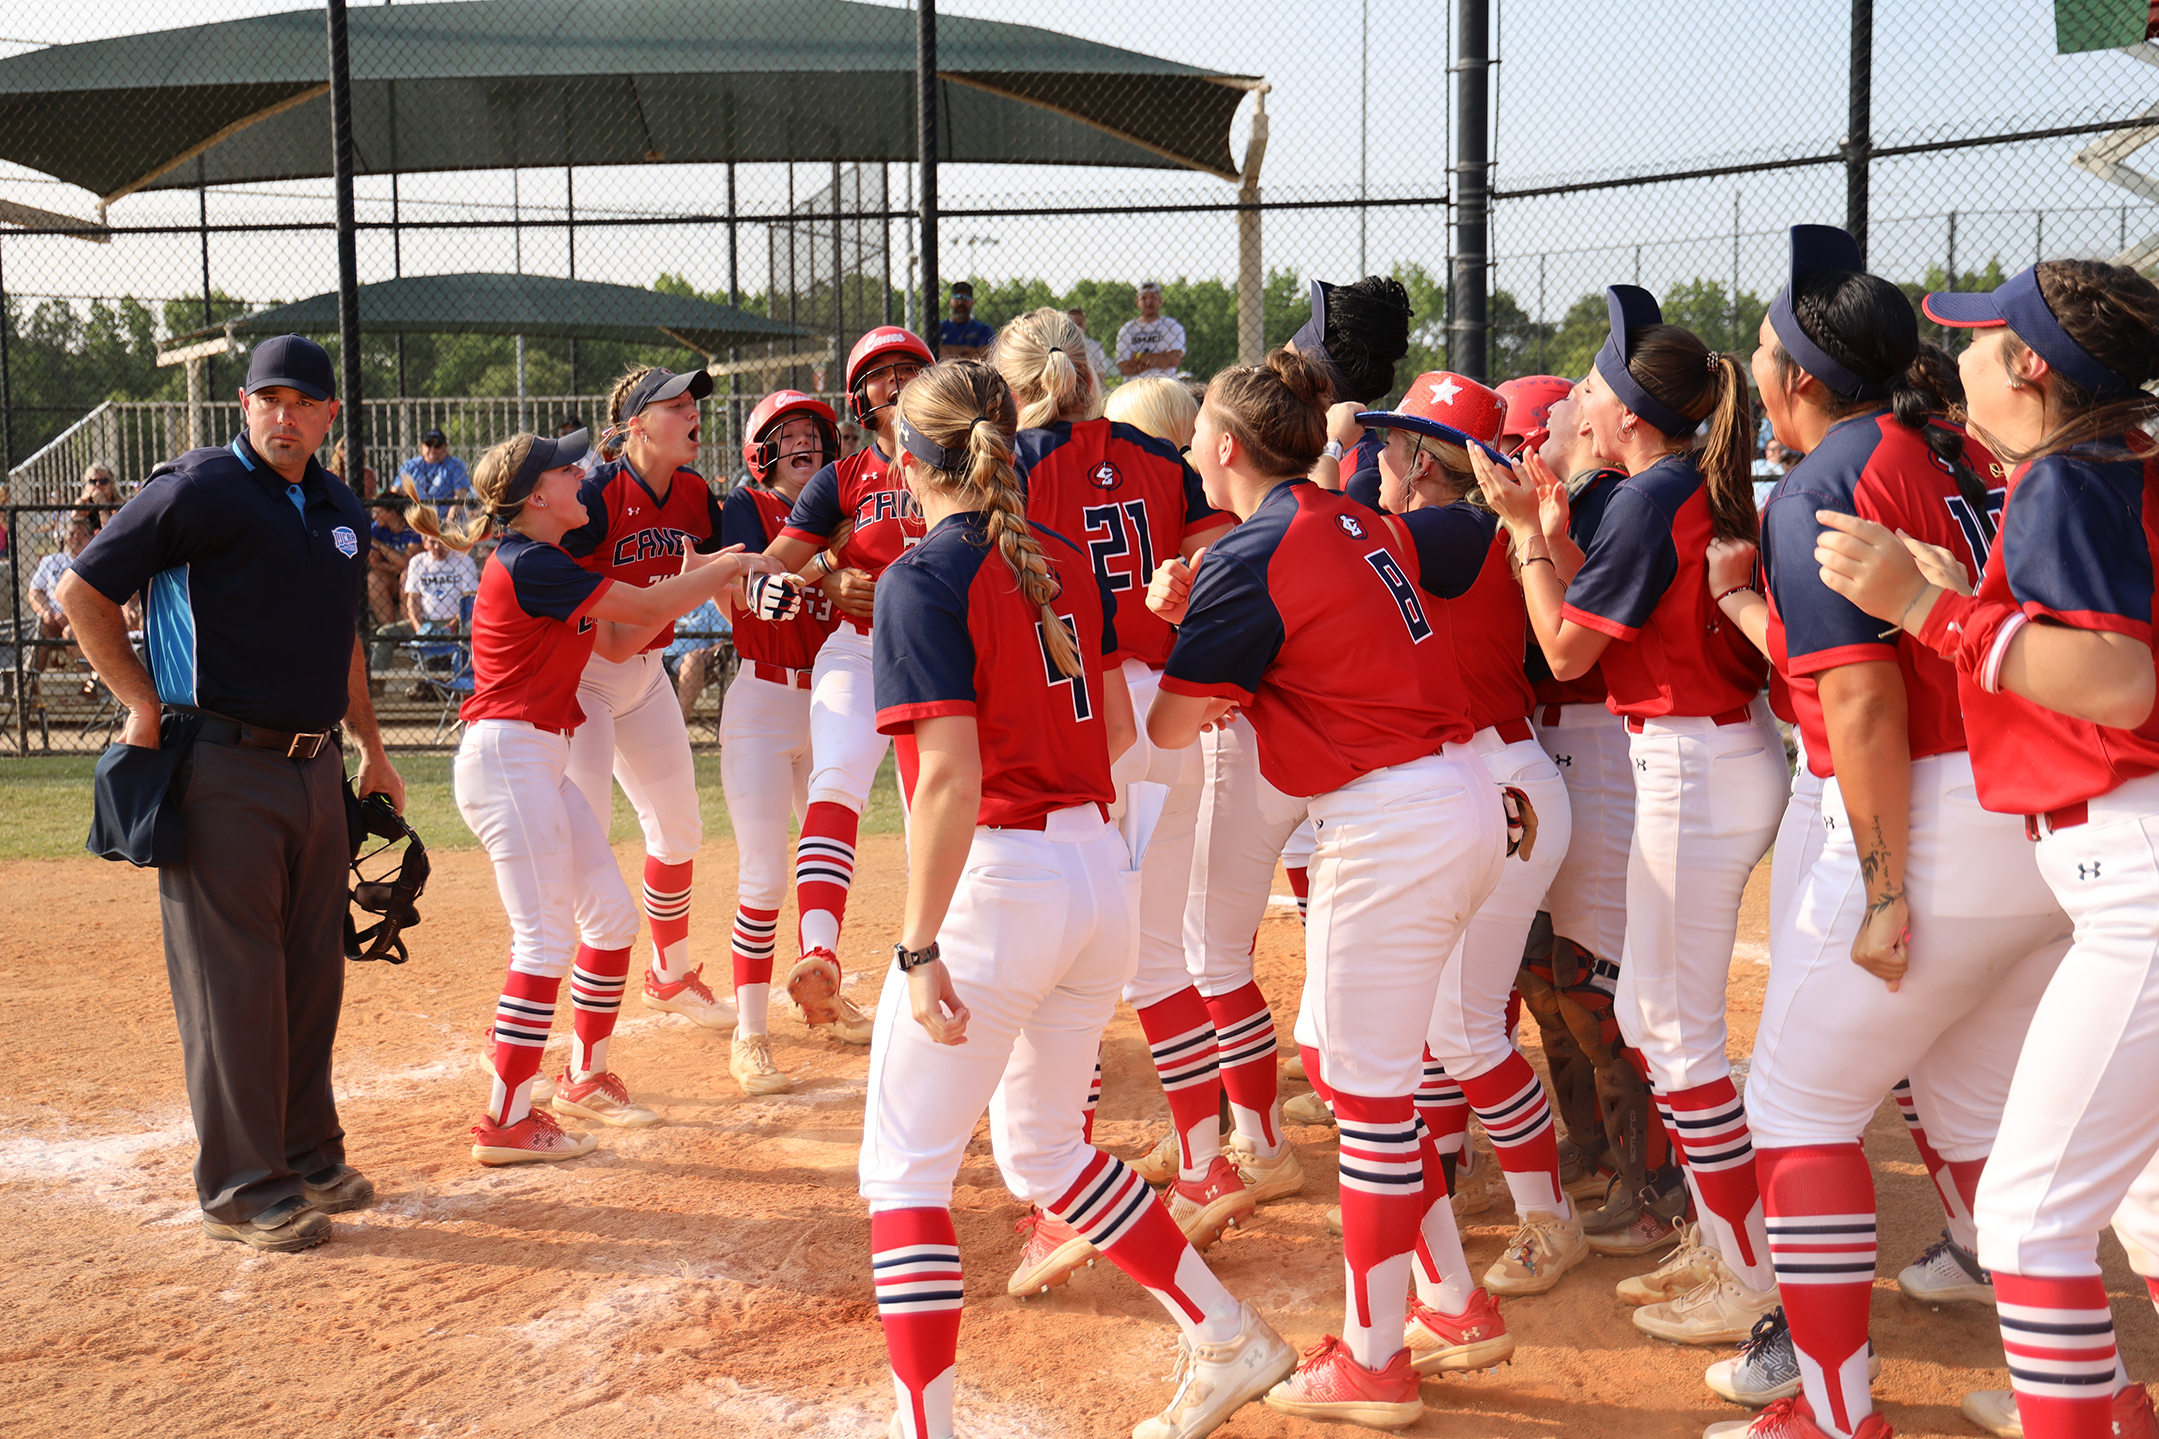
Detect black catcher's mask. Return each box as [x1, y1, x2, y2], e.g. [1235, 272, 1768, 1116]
[344, 786, 429, 964]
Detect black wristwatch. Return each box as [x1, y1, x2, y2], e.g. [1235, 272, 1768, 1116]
[894, 940, 941, 973]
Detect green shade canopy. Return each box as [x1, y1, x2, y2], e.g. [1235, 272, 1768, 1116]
[2056, 0, 2159, 53]
[188, 272, 811, 359]
[0, 0, 1261, 205]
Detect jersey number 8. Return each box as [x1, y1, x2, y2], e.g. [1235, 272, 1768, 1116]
[1365, 549, 1433, 643]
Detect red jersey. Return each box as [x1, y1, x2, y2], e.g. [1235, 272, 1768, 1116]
[719, 483, 840, 670]
[460, 532, 614, 732]
[1561, 453, 1768, 719]
[1932, 444, 2159, 815]
[1443, 509, 1536, 731]
[872, 512, 1118, 828]
[1529, 468, 1624, 708]
[1015, 418, 1225, 668]
[560, 455, 725, 651]
[1760, 414, 1994, 779]
[1161, 481, 1478, 798]
[780, 444, 925, 631]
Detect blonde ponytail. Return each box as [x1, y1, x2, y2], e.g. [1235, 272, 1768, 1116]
[409, 432, 542, 551]
[994, 307, 1100, 430]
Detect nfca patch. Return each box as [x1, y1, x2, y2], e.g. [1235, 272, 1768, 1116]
[1336, 514, 1367, 539]
[1089, 461, 1121, 489]
[332, 525, 359, 557]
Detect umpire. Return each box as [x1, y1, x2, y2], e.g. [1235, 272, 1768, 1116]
[57, 335, 405, 1253]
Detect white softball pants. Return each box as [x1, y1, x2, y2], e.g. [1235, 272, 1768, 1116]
[1297, 749, 1508, 1099]
[858, 807, 1139, 1209]
[566, 649, 702, 864]
[1184, 717, 1308, 999]
[454, 719, 641, 977]
[1425, 730, 1573, 1081]
[1534, 703, 1634, 976]
[719, 670, 814, 911]
[1746, 751, 2072, 1157]
[808, 625, 890, 813]
[1977, 771, 2159, 1276]
[1115, 661, 1206, 1010]
[1614, 702, 1789, 1092]
[1769, 759, 1828, 942]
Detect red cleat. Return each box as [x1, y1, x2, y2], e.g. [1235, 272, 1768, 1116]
[1406, 1288, 1516, 1374]
[1263, 1335, 1424, 1429]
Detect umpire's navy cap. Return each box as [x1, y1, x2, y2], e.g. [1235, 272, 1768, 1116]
[246, 334, 336, 401]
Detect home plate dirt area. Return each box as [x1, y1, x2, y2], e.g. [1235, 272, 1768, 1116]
[0, 840, 2149, 1438]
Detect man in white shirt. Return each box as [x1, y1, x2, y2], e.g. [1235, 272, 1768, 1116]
[369, 533, 478, 680]
[1067, 307, 1111, 384]
[1114, 282, 1187, 378]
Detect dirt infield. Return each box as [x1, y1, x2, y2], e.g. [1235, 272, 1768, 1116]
[0, 840, 2150, 1439]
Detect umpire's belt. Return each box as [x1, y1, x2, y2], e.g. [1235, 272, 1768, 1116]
[187, 710, 337, 760]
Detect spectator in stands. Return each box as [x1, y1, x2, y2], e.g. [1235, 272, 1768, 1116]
[557, 415, 588, 438]
[397, 427, 469, 517]
[29, 508, 97, 683]
[366, 495, 419, 626]
[77, 464, 120, 510]
[664, 596, 733, 725]
[837, 417, 867, 459]
[1115, 280, 1186, 378]
[1067, 307, 1111, 383]
[937, 280, 994, 360]
[369, 530, 479, 689]
[327, 437, 377, 499]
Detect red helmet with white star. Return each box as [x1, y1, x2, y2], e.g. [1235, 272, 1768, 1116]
[1355, 371, 1509, 461]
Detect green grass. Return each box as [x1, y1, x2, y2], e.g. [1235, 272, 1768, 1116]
[0, 750, 907, 861]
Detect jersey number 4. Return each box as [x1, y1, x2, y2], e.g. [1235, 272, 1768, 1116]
[1364, 549, 1433, 642]
[1038, 614, 1093, 722]
[1082, 500, 1156, 592]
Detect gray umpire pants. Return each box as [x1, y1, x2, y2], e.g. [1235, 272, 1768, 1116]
[158, 738, 349, 1224]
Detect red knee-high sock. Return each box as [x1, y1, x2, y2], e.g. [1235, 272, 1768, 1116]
[488, 968, 561, 1125]
[1995, 1272, 2119, 1439]
[1285, 864, 1310, 925]
[642, 857, 694, 982]
[871, 1207, 963, 1439]
[1135, 987, 1224, 1179]
[1415, 1050, 1471, 1156]
[1334, 1091, 1424, 1367]
[1205, 982, 1280, 1153]
[1760, 1144, 1879, 1439]
[1300, 1043, 1335, 1104]
[1048, 1151, 1234, 1342]
[1665, 1076, 1769, 1284]
[568, 943, 632, 1080]
[1082, 1051, 1103, 1146]
[795, 801, 860, 955]
[1460, 1050, 1567, 1217]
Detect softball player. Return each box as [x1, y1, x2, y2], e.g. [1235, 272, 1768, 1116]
[558, 366, 734, 1035]
[1494, 375, 1573, 457]
[1472, 285, 1788, 1346]
[993, 307, 1254, 1240]
[427, 431, 782, 1163]
[713, 390, 844, 1095]
[1814, 257, 2159, 1439]
[1149, 348, 1506, 1428]
[1696, 228, 2072, 1439]
[757, 326, 938, 1043]
[1357, 371, 1584, 1298]
[860, 360, 1294, 1439]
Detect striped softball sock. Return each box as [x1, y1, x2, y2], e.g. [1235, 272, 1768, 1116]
[488, 968, 561, 1125]
[642, 857, 695, 983]
[870, 1207, 963, 1439]
[1760, 1144, 1879, 1439]
[1047, 1152, 1239, 1344]
[1285, 864, 1310, 925]
[1082, 1051, 1103, 1146]
[1335, 1091, 1424, 1370]
[1893, 1077, 1983, 1252]
[1204, 982, 1282, 1157]
[795, 801, 860, 955]
[1461, 1050, 1570, 1219]
[1665, 1076, 1772, 1287]
[568, 943, 632, 1080]
[1415, 1051, 1472, 1158]
[730, 903, 780, 1035]
[1994, 1272, 2119, 1437]
[1412, 1116, 1477, 1314]
[1135, 987, 1225, 1181]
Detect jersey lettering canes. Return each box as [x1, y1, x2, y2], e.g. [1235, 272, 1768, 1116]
[781, 445, 926, 634]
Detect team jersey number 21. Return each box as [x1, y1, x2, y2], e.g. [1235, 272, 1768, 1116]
[1082, 500, 1156, 592]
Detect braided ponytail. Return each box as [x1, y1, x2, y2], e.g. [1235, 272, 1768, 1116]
[407, 433, 538, 551]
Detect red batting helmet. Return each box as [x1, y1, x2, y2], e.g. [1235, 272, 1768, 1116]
[1494, 376, 1573, 447]
[742, 389, 839, 483]
[1355, 371, 1510, 463]
[846, 326, 936, 424]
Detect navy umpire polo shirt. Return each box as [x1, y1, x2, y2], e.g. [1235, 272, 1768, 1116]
[71, 435, 369, 734]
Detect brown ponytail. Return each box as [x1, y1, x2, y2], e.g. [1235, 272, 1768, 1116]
[1203, 345, 1334, 479]
[898, 362, 1084, 680]
[1623, 326, 1756, 542]
[1992, 258, 2159, 466]
[994, 307, 1100, 429]
[408, 433, 536, 551]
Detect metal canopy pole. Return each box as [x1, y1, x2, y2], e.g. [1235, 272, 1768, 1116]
[1449, 0, 1491, 382]
[1844, 0, 1874, 259]
[918, 0, 939, 347]
[325, 0, 364, 479]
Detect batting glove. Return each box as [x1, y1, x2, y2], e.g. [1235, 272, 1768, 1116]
[748, 572, 805, 622]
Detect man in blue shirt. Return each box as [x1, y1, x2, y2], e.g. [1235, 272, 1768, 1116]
[936, 280, 994, 360]
[397, 427, 470, 517]
[58, 334, 404, 1255]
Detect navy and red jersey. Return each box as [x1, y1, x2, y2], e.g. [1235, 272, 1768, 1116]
[1015, 417, 1225, 668]
[559, 455, 725, 652]
[1948, 444, 2159, 815]
[781, 443, 925, 630]
[461, 532, 613, 732]
[720, 483, 840, 670]
[1344, 428, 1387, 514]
[872, 512, 1119, 829]
[1760, 414, 1996, 779]
[1161, 480, 1479, 799]
[1561, 454, 1768, 719]
[1436, 503, 1537, 731]
[1529, 468, 1624, 708]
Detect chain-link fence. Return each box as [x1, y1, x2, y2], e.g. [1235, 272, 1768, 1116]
[2, 0, 2156, 753]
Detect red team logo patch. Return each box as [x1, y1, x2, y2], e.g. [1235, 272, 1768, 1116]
[1089, 461, 1121, 490]
[1336, 514, 1367, 539]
